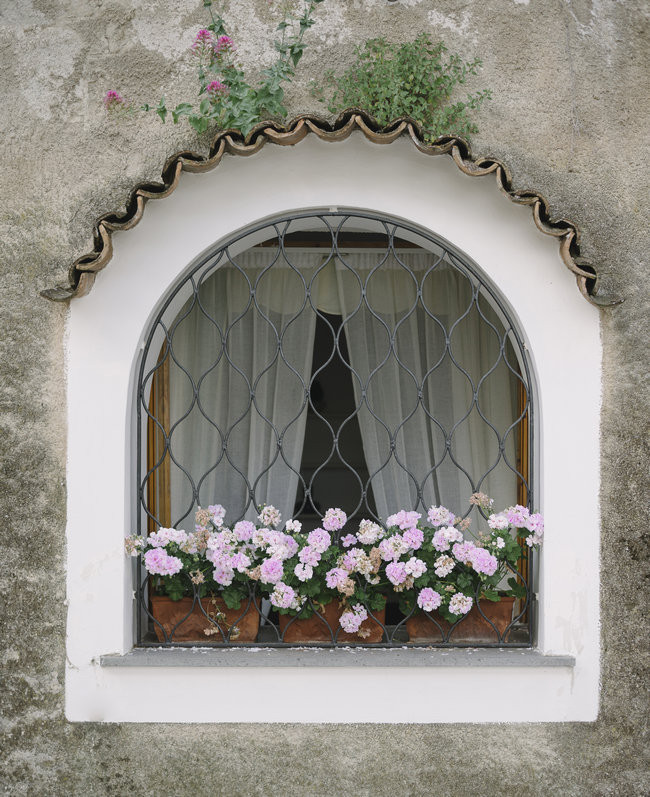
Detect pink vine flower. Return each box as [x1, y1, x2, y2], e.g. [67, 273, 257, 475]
[103, 90, 126, 111]
[206, 80, 229, 98]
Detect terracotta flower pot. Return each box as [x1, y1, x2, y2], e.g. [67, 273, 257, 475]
[406, 597, 515, 644]
[150, 595, 259, 643]
[278, 601, 386, 643]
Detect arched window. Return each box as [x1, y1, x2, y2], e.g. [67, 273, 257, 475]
[137, 210, 535, 646]
[64, 132, 600, 722]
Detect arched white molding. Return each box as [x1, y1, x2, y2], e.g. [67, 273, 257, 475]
[65, 133, 600, 723]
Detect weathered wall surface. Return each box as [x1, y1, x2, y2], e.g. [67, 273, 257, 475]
[0, 0, 647, 794]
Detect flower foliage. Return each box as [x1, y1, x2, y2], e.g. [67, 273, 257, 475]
[311, 33, 491, 142]
[126, 494, 543, 639]
[105, 0, 325, 137]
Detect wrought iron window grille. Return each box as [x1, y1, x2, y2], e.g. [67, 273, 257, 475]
[135, 211, 535, 648]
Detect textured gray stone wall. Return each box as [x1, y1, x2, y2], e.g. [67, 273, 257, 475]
[1, 1, 648, 794]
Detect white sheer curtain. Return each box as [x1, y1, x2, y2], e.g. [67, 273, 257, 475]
[334, 251, 518, 518]
[165, 246, 518, 529]
[167, 250, 323, 528]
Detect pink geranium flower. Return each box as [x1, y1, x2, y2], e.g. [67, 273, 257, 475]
[260, 558, 283, 584]
[417, 588, 442, 612]
[322, 508, 347, 532]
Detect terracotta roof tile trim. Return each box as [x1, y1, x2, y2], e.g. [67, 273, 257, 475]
[41, 110, 617, 306]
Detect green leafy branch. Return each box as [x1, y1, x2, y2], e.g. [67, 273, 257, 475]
[311, 33, 491, 142]
[138, 0, 325, 137]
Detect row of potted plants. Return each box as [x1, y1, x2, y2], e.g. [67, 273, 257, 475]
[125, 493, 543, 644]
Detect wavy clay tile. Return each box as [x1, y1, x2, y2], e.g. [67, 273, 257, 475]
[41, 110, 617, 306]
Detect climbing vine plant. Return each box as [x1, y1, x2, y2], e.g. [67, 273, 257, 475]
[311, 34, 490, 141]
[104, 0, 325, 136]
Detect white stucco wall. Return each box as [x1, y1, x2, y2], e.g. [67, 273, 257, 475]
[65, 134, 600, 722]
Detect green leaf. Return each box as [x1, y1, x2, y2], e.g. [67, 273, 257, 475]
[171, 102, 193, 124]
[163, 574, 186, 601]
[221, 588, 244, 610]
[456, 572, 473, 590]
[213, 19, 227, 37]
[290, 43, 305, 67]
[155, 97, 167, 124]
[188, 115, 210, 133]
[507, 578, 527, 598]
[367, 593, 387, 612]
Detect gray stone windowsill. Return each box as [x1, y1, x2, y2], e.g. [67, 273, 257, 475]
[100, 646, 575, 668]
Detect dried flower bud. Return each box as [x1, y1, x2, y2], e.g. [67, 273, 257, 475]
[195, 507, 211, 528]
[469, 492, 494, 511]
[194, 529, 211, 550]
[124, 536, 143, 556]
[369, 547, 382, 572]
